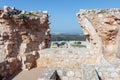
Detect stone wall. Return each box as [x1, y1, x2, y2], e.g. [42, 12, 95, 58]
[77, 9, 120, 80]
[77, 9, 120, 58]
[37, 48, 92, 69]
[0, 6, 50, 79]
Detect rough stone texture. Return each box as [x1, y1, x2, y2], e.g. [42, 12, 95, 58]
[0, 6, 50, 79]
[77, 9, 120, 58]
[37, 48, 99, 68]
[77, 9, 120, 66]
[82, 65, 100, 80]
[81, 64, 120, 80]
[13, 65, 120, 80]
[9, 48, 120, 80]
[13, 67, 82, 80]
[77, 9, 120, 80]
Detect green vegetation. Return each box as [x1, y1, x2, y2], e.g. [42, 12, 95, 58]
[97, 10, 109, 14]
[71, 44, 86, 48]
[51, 34, 86, 41]
[91, 10, 95, 14]
[18, 12, 37, 19]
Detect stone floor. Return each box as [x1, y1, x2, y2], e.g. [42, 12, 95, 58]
[13, 67, 82, 80]
[12, 48, 120, 80]
[13, 48, 87, 80]
[13, 68, 43, 80]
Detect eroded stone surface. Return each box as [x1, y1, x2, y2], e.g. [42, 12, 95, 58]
[77, 9, 120, 66]
[77, 9, 120, 80]
[0, 6, 50, 79]
[77, 9, 120, 58]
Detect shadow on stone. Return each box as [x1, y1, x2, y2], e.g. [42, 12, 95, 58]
[8, 69, 22, 80]
[0, 74, 3, 80]
[95, 69, 102, 80]
[50, 70, 61, 80]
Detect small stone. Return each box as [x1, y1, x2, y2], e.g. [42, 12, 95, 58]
[66, 71, 74, 77]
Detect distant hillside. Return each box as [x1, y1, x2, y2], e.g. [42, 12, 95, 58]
[51, 34, 86, 41]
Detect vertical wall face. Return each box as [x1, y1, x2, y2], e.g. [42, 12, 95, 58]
[77, 9, 120, 58]
[0, 6, 50, 78]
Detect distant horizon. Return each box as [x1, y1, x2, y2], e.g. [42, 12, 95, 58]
[51, 32, 84, 35]
[0, 0, 120, 33]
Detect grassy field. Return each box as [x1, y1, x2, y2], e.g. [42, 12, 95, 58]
[51, 34, 86, 41]
[71, 44, 86, 48]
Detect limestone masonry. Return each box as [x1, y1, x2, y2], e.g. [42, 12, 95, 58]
[0, 6, 50, 79]
[77, 8, 120, 80]
[78, 9, 120, 58]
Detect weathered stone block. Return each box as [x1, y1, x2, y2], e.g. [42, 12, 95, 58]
[66, 71, 74, 77]
[0, 5, 50, 78]
[77, 9, 120, 67]
[77, 9, 120, 57]
[82, 65, 100, 80]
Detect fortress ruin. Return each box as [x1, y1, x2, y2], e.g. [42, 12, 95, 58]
[77, 9, 120, 80]
[0, 6, 120, 80]
[0, 6, 50, 79]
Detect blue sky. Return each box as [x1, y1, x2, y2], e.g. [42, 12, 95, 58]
[0, 0, 120, 34]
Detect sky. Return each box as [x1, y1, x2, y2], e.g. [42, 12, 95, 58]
[0, 0, 120, 34]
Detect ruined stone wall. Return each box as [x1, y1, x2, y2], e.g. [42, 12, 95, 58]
[77, 9, 120, 58]
[0, 6, 50, 79]
[77, 9, 120, 80]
